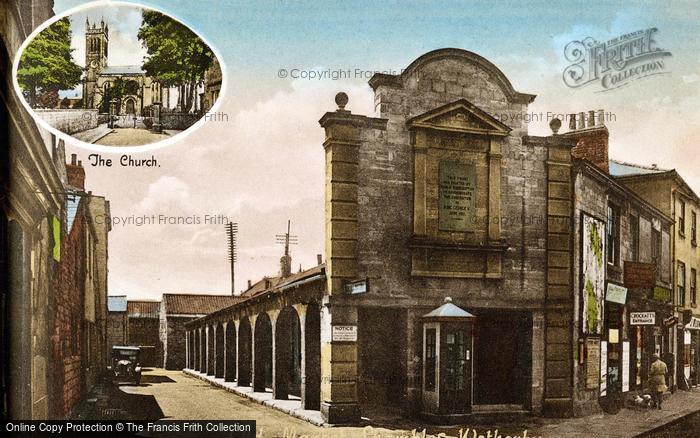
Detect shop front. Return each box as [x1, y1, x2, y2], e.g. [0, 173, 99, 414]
[624, 286, 675, 396]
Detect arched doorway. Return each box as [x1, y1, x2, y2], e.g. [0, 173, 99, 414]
[225, 322, 236, 382]
[304, 302, 321, 410]
[253, 313, 273, 392]
[274, 307, 302, 400]
[215, 323, 224, 378]
[124, 97, 135, 115]
[237, 318, 252, 386]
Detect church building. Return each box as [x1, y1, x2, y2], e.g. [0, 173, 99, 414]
[82, 18, 166, 115]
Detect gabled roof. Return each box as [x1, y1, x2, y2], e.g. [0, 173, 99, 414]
[127, 300, 160, 318]
[108, 295, 127, 312]
[161, 294, 243, 316]
[609, 159, 670, 177]
[101, 65, 145, 75]
[609, 159, 700, 203]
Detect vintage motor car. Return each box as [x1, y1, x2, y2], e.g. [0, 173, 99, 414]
[108, 346, 142, 384]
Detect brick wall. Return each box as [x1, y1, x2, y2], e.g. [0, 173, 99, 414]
[50, 199, 86, 418]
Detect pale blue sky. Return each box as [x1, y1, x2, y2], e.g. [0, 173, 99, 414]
[50, 1, 700, 298]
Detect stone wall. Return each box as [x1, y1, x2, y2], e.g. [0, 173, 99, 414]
[160, 112, 199, 130]
[128, 317, 163, 367]
[107, 312, 128, 347]
[163, 316, 195, 370]
[359, 50, 546, 308]
[35, 109, 99, 134]
[321, 49, 552, 421]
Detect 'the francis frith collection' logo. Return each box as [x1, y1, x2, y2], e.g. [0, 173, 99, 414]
[563, 28, 672, 91]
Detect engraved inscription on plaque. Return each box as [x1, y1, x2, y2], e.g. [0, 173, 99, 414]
[439, 160, 476, 231]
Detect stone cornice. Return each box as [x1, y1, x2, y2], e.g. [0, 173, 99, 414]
[318, 110, 387, 130]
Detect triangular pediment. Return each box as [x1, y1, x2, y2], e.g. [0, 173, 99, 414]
[407, 99, 511, 136]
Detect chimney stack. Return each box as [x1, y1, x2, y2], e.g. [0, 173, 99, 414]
[564, 109, 609, 173]
[317, 254, 323, 265]
[247, 279, 252, 289]
[66, 153, 85, 189]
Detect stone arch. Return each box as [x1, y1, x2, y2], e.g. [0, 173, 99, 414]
[274, 307, 302, 399]
[124, 97, 136, 115]
[225, 322, 236, 382]
[303, 302, 321, 410]
[253, 313, 273, 392]
[237, 317, 252, 386]
[215, 322, 224, 378]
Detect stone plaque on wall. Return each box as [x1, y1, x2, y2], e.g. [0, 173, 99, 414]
[438, 160, 476, 231]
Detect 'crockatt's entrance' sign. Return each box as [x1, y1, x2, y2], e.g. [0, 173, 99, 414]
[630, 312, 656, 325]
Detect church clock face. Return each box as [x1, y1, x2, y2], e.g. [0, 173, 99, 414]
[90, 60, 98, 68]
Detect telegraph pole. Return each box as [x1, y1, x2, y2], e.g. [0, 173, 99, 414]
[225, 222, 238, 295]
[275, 220, 297, 277]
[275, 220, 298, 257]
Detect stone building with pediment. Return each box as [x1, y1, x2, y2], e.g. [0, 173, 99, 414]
[181, 48, 676, 424]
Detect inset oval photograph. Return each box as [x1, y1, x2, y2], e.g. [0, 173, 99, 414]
[13, 1, 223, 149]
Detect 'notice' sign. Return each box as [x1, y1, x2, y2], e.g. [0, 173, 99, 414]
[630, 312, 656, 325]
[332, 325, 357, 342]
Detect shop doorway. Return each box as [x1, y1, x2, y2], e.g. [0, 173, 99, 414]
[473, 310, 531, 405]
[357, 307, 407, 412]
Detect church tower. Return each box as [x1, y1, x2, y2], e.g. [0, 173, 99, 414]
[83, 18, 109, 108]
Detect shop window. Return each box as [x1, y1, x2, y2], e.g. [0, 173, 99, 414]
[691, 268, 697, 306]
[679, 200, 686, 237]
[678, 261, 686, 307]
[652, 229, 661, 280]
[607, 203, 620, 266]
[630, 215, 639, 262]
[425, 328, 436, 391]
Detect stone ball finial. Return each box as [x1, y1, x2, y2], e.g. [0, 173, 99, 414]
[335, 92, 349, 111]
[444, 296, 452, 304]
[550, 118, 562, 135]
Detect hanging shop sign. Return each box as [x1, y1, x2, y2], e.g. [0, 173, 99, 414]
[605, 283, 628, 304]
[624, 262, 656, 288]
[331, 325, 358, 342]
[686, 316, 700, 330]
[630, 312, 656, 325]
[663, 316, 679, 327]
[653, 286, 672, 303]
